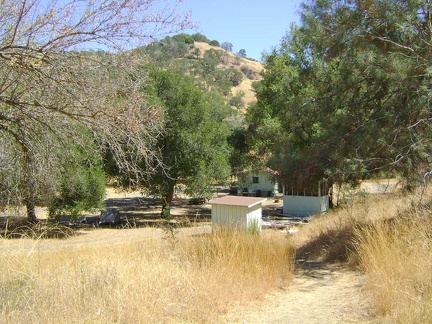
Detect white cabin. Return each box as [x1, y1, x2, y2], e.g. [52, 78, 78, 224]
[237, 171, 278, 197]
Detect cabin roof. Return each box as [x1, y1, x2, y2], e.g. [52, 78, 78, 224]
[208, 196, 267, 208]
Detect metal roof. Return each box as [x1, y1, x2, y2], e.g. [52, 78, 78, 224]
[208, 196, 267, 208]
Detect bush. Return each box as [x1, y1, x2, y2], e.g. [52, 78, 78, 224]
[240, 65, 257, 80]
[209, 40, 220, 47]
[191, 33, 210, 43]
[49, 165, 106, 218]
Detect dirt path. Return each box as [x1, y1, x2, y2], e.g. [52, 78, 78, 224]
[222, 262, 376, 324]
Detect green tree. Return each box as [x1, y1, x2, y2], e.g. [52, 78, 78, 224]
[226, 68, 243, 87]
[249, 0, 432, 193]
[191, 33, 210, 43]
[238, 49, 247, 57]
[48, 134, 106, 219]
[221, 42, 233, 52]
[143, 68, 232, 217]
[201, 49, 222, 73]
[209, 40, 220, 47]
[229, 91, 245, 109]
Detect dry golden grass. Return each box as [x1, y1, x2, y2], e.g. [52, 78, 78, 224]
[293, 191, 409, 263]
[0, 228, 294, 323]
[355, 212, 432, 323]
[194, 42, 263, 107]
[293, 186, 432, 323]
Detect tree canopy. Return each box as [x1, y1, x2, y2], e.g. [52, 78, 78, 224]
[247, 0, 432, 194]
[141, 67, 232, 217]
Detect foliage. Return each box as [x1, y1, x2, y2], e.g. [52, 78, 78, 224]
[238, 49, 247, 57]
[141, 34, 195, 61]
[191, 33, 211, 43]
[226, 68, 244, 86]
[48, 136, 106, 218]
[141, 67, 233, 216]
[49, 165, 105, 218]
[0, 0, 192, 221]
[248, 0, 432, 192]
[228, 91, 245, 109]
[209, 40, 220, 47]
[201, 49, 222, 73]
[240, 65, 257, 80]
[221, 42, 233, 52]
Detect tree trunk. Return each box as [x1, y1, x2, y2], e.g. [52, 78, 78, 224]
[161, 183, 175, 219]
[26, 199, 38, 223]
[22, 142, 38, 223]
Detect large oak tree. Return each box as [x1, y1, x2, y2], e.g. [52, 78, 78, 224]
[142, 67, 232, 218]
[0, 0, 192, 222]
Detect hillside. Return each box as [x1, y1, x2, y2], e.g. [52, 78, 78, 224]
[194, 42, 263, 106]
[140, 35, 264, 109]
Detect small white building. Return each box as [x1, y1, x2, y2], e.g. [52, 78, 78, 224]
[209, 196, 267, 232]
[282, 181, 330, 217]
[237, 171, 278, 197]
[282, 195, 329, 217]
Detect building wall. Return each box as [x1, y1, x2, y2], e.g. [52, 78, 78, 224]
[282, 195, 329, 217]
[246, 204, 263, 232]
[238, 171, 278, 196]
[212, 204, 262, 232]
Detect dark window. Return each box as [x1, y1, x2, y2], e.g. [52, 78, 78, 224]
[252, 176, 259, 184]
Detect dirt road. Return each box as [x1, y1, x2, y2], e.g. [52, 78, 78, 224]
[222, 262, 376, 324]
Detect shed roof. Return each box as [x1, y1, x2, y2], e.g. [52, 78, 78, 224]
[209, 196, 267, 208]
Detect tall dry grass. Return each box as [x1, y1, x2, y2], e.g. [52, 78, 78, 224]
[293, 191, 409, 263]
[293, 186, 432, 323]
[0, 229, 294, 323]
[354, 213, 432, 323]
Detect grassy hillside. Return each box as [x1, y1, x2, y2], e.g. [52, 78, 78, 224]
[194, 42, 263, 106]
[139, 35, 264, 110]
[194, 42, 264, 105]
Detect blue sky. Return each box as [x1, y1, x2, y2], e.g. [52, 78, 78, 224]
[182, 0, 303, 61]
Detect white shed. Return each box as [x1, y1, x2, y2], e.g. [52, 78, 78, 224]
[282, 195, 329, 217]
[282, 181, 330, 217]
[209, 196, 267, 232]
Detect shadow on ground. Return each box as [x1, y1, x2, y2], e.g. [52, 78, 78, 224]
[104, 196, 212, 228]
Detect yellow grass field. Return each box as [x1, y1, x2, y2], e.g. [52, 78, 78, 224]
[2, 184, 432, 323]
[0, 225, 294, 323]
